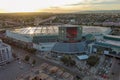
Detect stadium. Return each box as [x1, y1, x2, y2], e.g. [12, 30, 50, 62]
[6, 25, 111, 52]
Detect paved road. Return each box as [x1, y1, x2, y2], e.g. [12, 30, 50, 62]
[0, 46, 45, 80]
[11, 47, 120, 80]
[13, 46, 82, 79]
[0, 60, 31, 80]
[0, 45, 83, 80]
[36, 54, 83, 77]
[110, 58, 120, 80]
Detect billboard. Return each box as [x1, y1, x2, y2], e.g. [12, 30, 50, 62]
[66, 27, 77, 38]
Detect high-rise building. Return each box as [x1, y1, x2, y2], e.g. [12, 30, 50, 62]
[0, 39, 13, 65]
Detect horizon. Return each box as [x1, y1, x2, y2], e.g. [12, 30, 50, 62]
[0, 10, 120, 14]
[0, 0, 120, 13]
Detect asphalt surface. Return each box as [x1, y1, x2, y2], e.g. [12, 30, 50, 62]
[110, 58, 120, 80]
[0, 60, 31, 80]
[0, 46, 82, 80]
[1, 46, 119, 80]
[16, 46, 84, 78]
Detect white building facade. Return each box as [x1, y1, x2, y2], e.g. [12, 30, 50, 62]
[0, 39, 13, 65]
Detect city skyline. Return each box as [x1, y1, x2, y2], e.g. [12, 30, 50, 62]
[0, 0, 120, 13]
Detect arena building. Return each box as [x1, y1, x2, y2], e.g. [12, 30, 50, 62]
[51, 25, 87, 55]
[6, 26, 58, 49]
[6, 26, 58, 43]
[6, 25, 111, 52]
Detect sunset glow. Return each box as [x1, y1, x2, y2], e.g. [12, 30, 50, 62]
[0, 0, 120, 13]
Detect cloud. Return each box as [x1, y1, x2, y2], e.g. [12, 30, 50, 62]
[67, 0, 120, 6]
[44, 0, 120, 13]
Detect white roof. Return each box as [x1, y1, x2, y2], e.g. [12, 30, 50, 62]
[60, 24, 79, 27]
[13, 26, 58, 36]
[11, 26, 111, 36]
[77, 55, 89, 60]
[82, 26, 111, 34]
[98, 40, 120, 47]
[105, 35, 120, 38]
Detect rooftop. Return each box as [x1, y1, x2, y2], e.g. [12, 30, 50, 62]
[107, 35, 120, 38]
[104, 35, 120, 40]
[77, 55, 89, 60]
[82, 26, 111, 35]
[59, 24, 79, 27]
[96, 39, 120, 48]
[51, 41, 87, 54]
[9, 26, 111, 37]
[0, 39, 9, 48]
[12, 26, 58, 36]
[17, 63, 74, 80]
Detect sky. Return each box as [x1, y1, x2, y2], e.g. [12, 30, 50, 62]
[0, 0, 120, 13]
